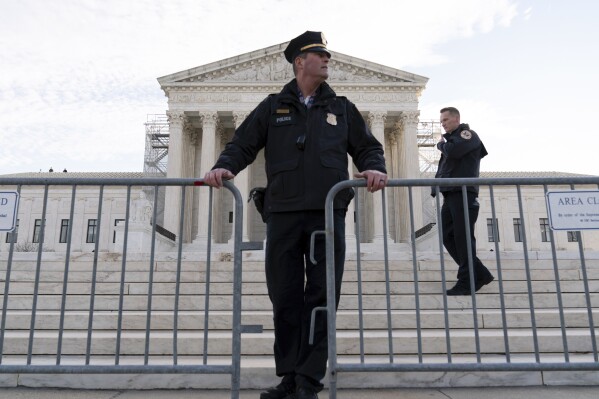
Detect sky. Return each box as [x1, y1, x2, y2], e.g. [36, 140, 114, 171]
[1, 0, 597, 176]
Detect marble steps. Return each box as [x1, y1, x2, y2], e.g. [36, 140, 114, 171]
[3, 353, 597, 389]
[1, 308, 598, 331]
[3, 257, 598, 274]
[0, 268, 599, 290]
[1, 327, 597, 356]
[1, 291, 598, 311]
[2, 279, 598, 296]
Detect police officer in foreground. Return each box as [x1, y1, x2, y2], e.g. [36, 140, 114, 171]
[433, 107, 494, 296]
[203, 31, 387, 399]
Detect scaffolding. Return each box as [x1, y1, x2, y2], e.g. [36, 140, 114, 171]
[142, 115, 443, 227]
[417, 120, 442, 175]
[144, 114, 169, 176]
[143, 115, 442, 177]
[143, 114, 170, 226]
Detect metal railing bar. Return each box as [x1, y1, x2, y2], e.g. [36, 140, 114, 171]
[203, 186, 214, 365]
[27, 184, 49, 365]
[516, 185, 540, 362]
[143, 186, 160, 365]
[115, 185, 132, 365]
[577, 231, 597, 361]
[569, 182, 598, 361]
[434, 186, 452, 363]
[543, 184, 569, 362]
[173, 186, 186, 365]
[56, 185, 77, 364]
[0, 364, 234, 374]
[3, 175, 599, 188]
[354, 192, 365, 363]
[227, 180, 243, 399]
[461, 185, 481, 363]
[0, 184, 21, 364]
[336, 361, 599, 373]
[488, 185, 510, 362]
[85, 185, 104, 365]
[381, 189, 394, 363]
[324, 182, 342, 399]
[408, 187, 423, 363]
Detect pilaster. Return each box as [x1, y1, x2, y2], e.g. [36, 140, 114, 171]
[389, 126, 401, 242]
[181, 122, 196, 242]
[195, 111, 218, 245]
[367, 111, 391, 243]
[164, 111, 187, 236]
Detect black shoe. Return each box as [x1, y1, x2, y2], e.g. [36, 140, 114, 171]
[295, 387, 318, 399]
[260, 382, 295, 399]
[446, 282, 471, 296]
[475, 274, 494, 292]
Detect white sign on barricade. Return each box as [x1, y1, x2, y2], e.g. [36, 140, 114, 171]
[546, 190, 599, 230]
[0, 191, 20, 232]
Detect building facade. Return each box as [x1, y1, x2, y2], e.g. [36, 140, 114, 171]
[156, 42, 428, 246]
[1, 44, 597, 255]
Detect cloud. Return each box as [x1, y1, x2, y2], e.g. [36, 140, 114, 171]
[0, 0, 522, 174]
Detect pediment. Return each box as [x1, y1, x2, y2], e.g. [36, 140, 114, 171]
[158, 43, 428, 87]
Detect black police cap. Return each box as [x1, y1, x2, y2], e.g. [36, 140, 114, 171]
[284, 31, 331, 63]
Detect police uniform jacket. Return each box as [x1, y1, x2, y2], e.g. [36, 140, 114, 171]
[212, 79, 386, 213]
[433, 123, 488, 196]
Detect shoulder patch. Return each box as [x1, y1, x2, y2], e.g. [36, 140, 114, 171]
[460, 130, 472, 140]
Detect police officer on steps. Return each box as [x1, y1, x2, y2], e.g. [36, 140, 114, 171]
[433, 107, 494, 296]
[203, 31, 387, 399]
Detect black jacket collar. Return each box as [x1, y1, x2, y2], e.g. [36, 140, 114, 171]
[278, 79, 336, 106]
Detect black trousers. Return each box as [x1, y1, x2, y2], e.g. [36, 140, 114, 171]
[441, 191, 492, 284]
[265, 209, 346, 391]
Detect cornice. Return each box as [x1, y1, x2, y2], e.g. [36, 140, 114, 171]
[162, 83, 425, 94]
[158, 45, 428, 87]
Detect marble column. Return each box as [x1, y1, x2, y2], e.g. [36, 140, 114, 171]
[181, 123, 197, 242]
[367, 111, 390, 243]
[164, 111, 187, 236]
[388, 126, 401, 242]
[195, 111, 218, 244]
[398, 111, 423, 241]
[230, 112, 250, 243]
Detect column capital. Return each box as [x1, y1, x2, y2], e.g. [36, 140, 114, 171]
[400, 110, 420, 127]
[166, 110, 187, 127]
[200, 111, 218, 129]
[367, 111, 387, 128]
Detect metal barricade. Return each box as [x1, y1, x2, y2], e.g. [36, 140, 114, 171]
[324, 176, 599, 398]
[0, 177, 245, 398]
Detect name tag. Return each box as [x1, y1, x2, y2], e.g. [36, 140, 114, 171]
[272, 114, 295, 126]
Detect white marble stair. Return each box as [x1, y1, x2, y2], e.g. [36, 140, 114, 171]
[1, 252, 598, 388]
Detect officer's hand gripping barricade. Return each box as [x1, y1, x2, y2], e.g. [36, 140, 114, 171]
[248, 187, 267, 222]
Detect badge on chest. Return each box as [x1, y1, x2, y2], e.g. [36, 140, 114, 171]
[326, 113, 337, 126]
